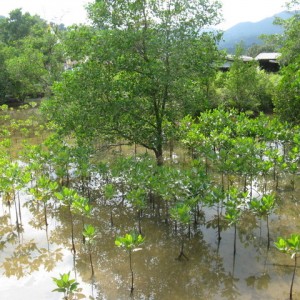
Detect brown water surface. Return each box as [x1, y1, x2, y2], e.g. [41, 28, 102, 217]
[1, 105, 300, 299]
[1, 174, 300, 300]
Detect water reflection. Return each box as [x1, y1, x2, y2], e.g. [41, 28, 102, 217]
[1, 241, 63, 279]
[0, 174, 300, 299]
[246, 273, 271, 290]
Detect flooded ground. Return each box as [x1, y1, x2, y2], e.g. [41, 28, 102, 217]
[1, 104, 300, 299]
[1, 171, 300, 300]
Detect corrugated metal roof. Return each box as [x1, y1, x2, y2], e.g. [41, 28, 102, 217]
[226, 54, 253, 62]
[255, 53, 281, 60]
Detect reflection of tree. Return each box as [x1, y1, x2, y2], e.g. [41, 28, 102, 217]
[1, 241, 63, 279]
[222, 274, 240, 300]
[246, 273, 271, 290]
[0, 214, 19, 250]
[49, 209, 83, 252]
[238, 211, 258, 248]
[205, 214, 228, 248]
[24, 197, 58, 251]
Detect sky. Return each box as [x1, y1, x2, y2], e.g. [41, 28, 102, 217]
[0, 0, 288, 30]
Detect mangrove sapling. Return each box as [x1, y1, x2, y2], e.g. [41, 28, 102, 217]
[71, 196, 91, 244]
[224, 203, 240, 258]
[182, 162, 209, 226]
[28, 175, 58, 226]
[180, 115, 215, 175]
[72, 145, 93, 198]
[2, 162, 31, 233]
[234, 137, 261, 198]
[115, 232, 145, 294]
[52, 272, 80, 300]
[153, 165, 184, 224]
[257, 151, 273, 194]
[275, 234, 300, 300]
[46, 139, 74, 187]
[95, 162, 110, 185]
[29, 175, 58, 249]
[170, 202, 191, 260]
[126, 188, 147, 234]
[82, 224, 96, 276]
[21, 143, 52, 180]
[224, 188, 247, 257]
[265, 147, 283, 190]
[286, 141, 300, 191]
[204, 186, 225, 245]
[110, 157, 134, 204]
[0, 182, 14, 220]
[147, 173, 162, 214]
[103, 183, 117, 227]
[224, 191, 243, 278]
[249, 193, 275, 249]
[213, 133, 232, 192]
[55, 187, 80, 254]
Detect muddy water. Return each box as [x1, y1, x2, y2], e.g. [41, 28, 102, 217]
[1, 172, 300, 300]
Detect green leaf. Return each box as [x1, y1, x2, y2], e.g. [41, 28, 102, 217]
[52, 288, 66, 293]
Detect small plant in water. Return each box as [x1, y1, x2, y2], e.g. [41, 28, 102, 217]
[170, 202, 191, 260]
[126, 188, 147, 234]
[55, 187, 79, 253]
[115, 231, 144, 294]
[224, 188, 247, 256]
[83, 224, 96, 276]
[275, 234, 300, 300]
[52, 272, 79, 300]
[249, 193, 275, 249]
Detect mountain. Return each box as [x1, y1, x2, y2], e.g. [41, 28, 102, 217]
[219, 11, 294, 52]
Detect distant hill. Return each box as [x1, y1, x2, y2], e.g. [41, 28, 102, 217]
[219, 11, 295, 52]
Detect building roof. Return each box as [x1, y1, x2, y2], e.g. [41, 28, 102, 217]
[255, 52, 281, 61]
[226, 54, 254, 62]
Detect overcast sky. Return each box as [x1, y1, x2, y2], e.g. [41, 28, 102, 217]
[0, 0, 287, 30]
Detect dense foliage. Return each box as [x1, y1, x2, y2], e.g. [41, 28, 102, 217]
[215, 46, 275, 112]
[273, 4, 300, 125]
[0, 9, 65, 103]
[43, 0, 223, 165]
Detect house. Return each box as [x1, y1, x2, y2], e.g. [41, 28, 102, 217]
[219, 54, 254, 72]
[255, 52, 281, 72]
[219, 53, 281, 72]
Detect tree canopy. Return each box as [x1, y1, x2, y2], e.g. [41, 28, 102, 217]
[273, 1, 300, 124]
[0, 9, 65, 103]
[44, 0, 223, 165]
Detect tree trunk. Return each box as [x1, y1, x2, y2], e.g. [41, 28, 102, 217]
[129, 250, 134, 294]
[154, 148, 164, 166]
[290, 255, 297, 300]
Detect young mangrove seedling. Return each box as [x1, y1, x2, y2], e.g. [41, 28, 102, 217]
[224, 188, 246, 256]
[83, 224, 96, 276]
[103, 183, 117, 227]
[249, 193, 275, 249]
[55, 187, 79, 254]
[72, 196, 92, 244]
[126, 188, 147, 234]
[52, 272, 79, 300]
[275, 234, 300, 300]
[170, 202, 191, 261]
[115, 232, 144, 294]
